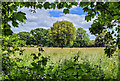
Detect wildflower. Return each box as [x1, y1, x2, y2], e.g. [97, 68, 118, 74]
[45, 57, 48, 59]
[99, 74, 100, 76]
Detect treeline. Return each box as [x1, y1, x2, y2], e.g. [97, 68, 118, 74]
[8, 29, 108, 47]
[6, 21, 109, 48]
[15, 27, 91, 47]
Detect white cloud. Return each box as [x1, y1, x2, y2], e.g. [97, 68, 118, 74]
[11, 7, 96, 40]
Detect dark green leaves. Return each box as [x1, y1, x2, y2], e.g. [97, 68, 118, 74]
[79, 2, 90, 7]
[36, 4, 43, 9]
[12, 21, 19, 27]
[70, 2, 78, 6]
[63, 9, 69, 14]
[43, 2, 50, 9]
[51, 3, 56, 9]
[16, 11, 26, 22]
[38, 53, 41, 57]
[89, 21, 105, 35]
[85, 15, 91, 22]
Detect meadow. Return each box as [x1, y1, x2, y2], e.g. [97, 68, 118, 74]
[9, 47, 118, 79]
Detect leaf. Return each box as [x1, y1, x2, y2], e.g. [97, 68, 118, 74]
[66, 4, 72, 9]
[31, 62, 37, 66]
[12, 21, 19, 27]
[33, 56, 39, 59]
[36, 4, 43, 9]
[38, 53, 41, 56]
[44, 2, 50, 9]
[63, 9, 69, 14]
[16, 11, 26, 22]
[51, 3, 56, 9]
[85, 16, 91, 22]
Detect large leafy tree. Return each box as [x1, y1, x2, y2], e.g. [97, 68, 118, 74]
[73, 27, 90, 47]
[17, 32, 30, 45]
[30, 28, 52, 46]
[49, 21, 76, 48]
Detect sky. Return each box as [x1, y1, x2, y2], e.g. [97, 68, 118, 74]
[10, 5, 97, 40]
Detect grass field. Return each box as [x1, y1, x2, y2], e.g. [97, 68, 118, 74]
[10, 47, 119, 79]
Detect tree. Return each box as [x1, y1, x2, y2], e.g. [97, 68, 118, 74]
[30, 28, 52, 46]
[73, 27, 90, 47]
[49, 21, 76, 48]
[27, 35, 37, 45]
[79, 2, 120, 58]
[17, 32, 30, 45]
[95, 32, 107, 47]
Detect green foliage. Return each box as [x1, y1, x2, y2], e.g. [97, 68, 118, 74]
[95, 32, 107, 47]
[79, 2, 120, 57]
[2, 35, 49, 80]
[27, 36, 37, 45]
[17, 32, 30, 45]
[49, 21, 76, 48]
[88, 40, 95, 47]
[2, 33, 26, 47]
[2, 1, 120, 80]
[2, 2, 27, 36]
[30, 28, 53, 46]
[73, 27, 90, 47]
[45, 52, 105, 80]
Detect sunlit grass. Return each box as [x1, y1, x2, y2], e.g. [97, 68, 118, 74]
[10, 47, 118, 79]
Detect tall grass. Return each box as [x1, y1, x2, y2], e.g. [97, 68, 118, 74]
[10, 47, 118, 79]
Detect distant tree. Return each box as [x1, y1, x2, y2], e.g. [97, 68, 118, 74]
[27, 35, 37, 45]
[73, 27, 90, 47]
[17, 32, 30, 45]
[30, 28, 52, 46]
[49, 21, 76, 48]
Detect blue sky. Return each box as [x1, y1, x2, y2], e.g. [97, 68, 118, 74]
[10, 6, 96, 40]
[49, 7, 87, 17]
